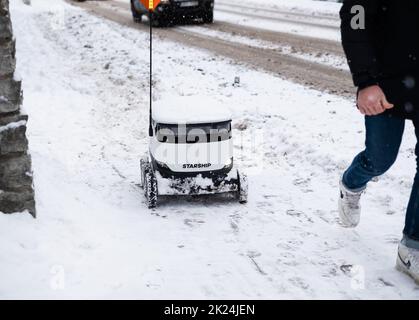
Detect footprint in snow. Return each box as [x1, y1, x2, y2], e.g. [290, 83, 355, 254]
[230, 220, 239, 234]
[286, 209, 314, 224]
[378, 277, 395, 287]
[184, 218, 205, 228]
[289, 277, 310, 291]
[384, 235, 400, 244]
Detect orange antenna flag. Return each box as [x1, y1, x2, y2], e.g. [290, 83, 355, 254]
[139, 0, 161, 11]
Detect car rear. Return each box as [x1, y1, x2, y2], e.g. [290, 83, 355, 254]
[160, 0, 213, 19]
[131, 0, 214, 26]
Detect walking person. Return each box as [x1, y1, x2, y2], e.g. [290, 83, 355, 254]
[339, 0, 419, 283]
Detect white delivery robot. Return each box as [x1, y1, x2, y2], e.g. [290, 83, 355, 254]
[140, 96, 248, 208]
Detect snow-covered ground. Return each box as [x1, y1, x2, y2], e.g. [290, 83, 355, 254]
[1, 0, 419, 299]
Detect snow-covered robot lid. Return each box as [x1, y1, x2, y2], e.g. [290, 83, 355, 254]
[153, 96, 232, 124]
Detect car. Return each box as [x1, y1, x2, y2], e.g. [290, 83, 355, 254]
[131, 0, 214, 27]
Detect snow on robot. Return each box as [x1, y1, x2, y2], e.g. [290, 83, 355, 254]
[140, 96, 248, 208]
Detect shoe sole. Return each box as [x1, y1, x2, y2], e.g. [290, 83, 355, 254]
[396, 255, 419, 285]
[339, 215, 358, 228]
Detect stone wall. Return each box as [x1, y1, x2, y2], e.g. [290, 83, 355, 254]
[0, 0, 36, 216]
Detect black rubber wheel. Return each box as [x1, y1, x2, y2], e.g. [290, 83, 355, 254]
[131, 1, 143, 23]
[145, 170, 158, 209]
[237, 170, 248, 204]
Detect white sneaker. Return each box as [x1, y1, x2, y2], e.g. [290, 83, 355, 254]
[396, 241, 419, 284]
[338, 179, 364, 228]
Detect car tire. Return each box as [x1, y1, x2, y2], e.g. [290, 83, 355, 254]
[145, 169, 158, 209]
[131, 0, 143, 23]
[202, 10, 214, 23]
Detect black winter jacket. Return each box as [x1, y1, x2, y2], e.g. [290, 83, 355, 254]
[340, 0, 419, 117]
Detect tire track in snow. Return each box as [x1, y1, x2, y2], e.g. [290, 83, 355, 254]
[216, 0, 340, 24]
[215, 5, 339, 31]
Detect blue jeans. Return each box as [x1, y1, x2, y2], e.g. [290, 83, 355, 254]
[343, 113, 419, 242]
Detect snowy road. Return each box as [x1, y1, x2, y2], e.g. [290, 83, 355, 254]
[71, 0, 353, 97]
[1, 0, 418, 299]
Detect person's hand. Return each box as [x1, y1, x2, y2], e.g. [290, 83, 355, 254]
[357, 85, 394, 116]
